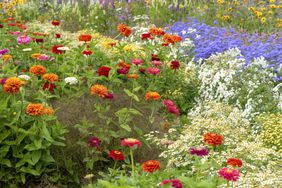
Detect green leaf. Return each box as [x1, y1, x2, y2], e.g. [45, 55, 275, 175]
[41, 124, 54, 142]
[31, 150, 42, 164]
[124, 89, 139, 102]
[196, 181, 216, 188]
[0, 130, 11, 143]
[20, 167, 40, 176]
[0, 145, 10, 159]
[120, 124, 132, 132]
[0, 159, 11, 167]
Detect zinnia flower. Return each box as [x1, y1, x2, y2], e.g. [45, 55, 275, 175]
[31, 53, 42, 59]
[97, 66, 111, 77]
[117, 23, 132, 37]
[151, 54, 160, 61]
[64, 77, 78, 85]
[163, 99, 175, 107]
[43, 73, 59, 83]
[167, 105, 180, 116]
[149, 27, 165, 36]
[141, 32, 154, 40]
[139, 68, 146, 74]
[127, 74, 138, 79]
[52, 45, 64, 54]
[148, 67, 160, 75]
[88, 137, 101, 148]
[121, 138, 142, 148]
[43, 82, 56, 93]
[227, 158, 243, 168]
[43, 107, 55, 115]
[17, 36, 31, 45]
[190, 147, 209, 157]
[90, 84, 109, 98]
[78, 34, 92, 42]
[170, 60, 180, 70]
[51, 20, 60, 26]
[38, 55, 49, 61]
[55, 33, 61, 38]
[3, 77, 24, 93]
[145, 91, 161, 101]
[218, 167, 240, 182]
[109, 150, 124, 161]
[0, 48, 8, 55]
[142, 160, 161, 173]
[29, 65, 46, 76]
[82, 49, 92, 56]
[26, 103, 44, 116]
[204, 132, 223, 146]
[117, 67, 129, 75]
[151, 60, 163, 66]
[18, 75, 31, 81]
[159, 179, 182, 188]
[131, 58, 143, 66]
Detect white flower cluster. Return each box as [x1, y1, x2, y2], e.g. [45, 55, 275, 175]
[196, 48, 279, 120]
[64, 77, 78, 85]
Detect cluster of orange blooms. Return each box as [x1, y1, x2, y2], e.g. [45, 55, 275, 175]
[163, 34, 182, 45]
[145, 91, 161, 101]
[149, 27, 165, 36]
[29, 65, 47, 76]
[117, 24, 132, 37]
[203, 132, 224, 146]
[26, 103, 54, 116]
[90, 84, 109, 98]
[43, 73, 59, 83]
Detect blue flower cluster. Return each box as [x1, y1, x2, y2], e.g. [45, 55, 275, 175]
[169, 18, 282, 78]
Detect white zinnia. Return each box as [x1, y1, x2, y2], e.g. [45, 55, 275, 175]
[64, 77, 78, 85]
[18, 74, 31, 81]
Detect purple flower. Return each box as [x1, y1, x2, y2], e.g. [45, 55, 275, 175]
[190, 147, 209, 157]
[0, 78, 7, 85]
[0, 48, 8, 55]
[88, 137, 101, 148]
[17, 36, 31, 45]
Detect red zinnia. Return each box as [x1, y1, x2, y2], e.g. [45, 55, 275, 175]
[55, 33, 61, 38]
[97, 66, 111, 77]
[52, 20, 60, 26]
[43, 82, 56, 93]
[78, 34, 92, 42]
[170, 60, 180, 70]
[82, 49, 92, 56]
[203, 132, 224, 146]
[227, 158, 243, 168]
[52, 45, 64, 54]
[142, 160, 161, 173]
[109, 150, 124, 161]
[0, 24, 3, 29]
[141, 32, 154, 40]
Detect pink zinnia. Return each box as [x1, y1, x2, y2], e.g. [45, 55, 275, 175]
[163, 99, 175, 107]
[121, 138, 142, 149]
[167, 105, 180, 116]
[88, 137, 102, 148]
[131, 58, 143, 66]
[151, 60, 163, 66]
[38, 55, 49, 61]
[159, 179, 182, 188]
[148, 67, 160, 75]
[17, 36, 31, 45]
[218, 167, 240, 182]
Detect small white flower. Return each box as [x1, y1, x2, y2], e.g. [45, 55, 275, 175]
[18, 75, 31, 81]
[22, 48, 32, 52]
[64, 77, 78, 85]
[57, 47, 70, 51]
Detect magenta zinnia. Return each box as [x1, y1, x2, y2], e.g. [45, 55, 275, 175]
[218, 167, 240, 182]
[121, 138, 142, 148]
[189, 147, 209, 157]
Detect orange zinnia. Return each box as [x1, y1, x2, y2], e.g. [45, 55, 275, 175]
[149, 27, 165, 36]
[1, 54, 12, 61]
[31, 53, 42, 59]
[127, 74, 138, 79]
[26, 103, 44, 116]
[43, 73, 59, 82]
[117, 24, 132, 37]
[145, 91, 161, 101]
[3, 77, 24, 94]
[29, 65, 46, 76]
[203, 132, 224, 146]
[43, 107, 55, 115]
[78, 34, 92, 42]
[90, 84, 109, 98]
[142, 160, 161, 173]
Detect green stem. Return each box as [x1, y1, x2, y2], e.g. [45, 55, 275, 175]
[130, 149, 135, 177]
